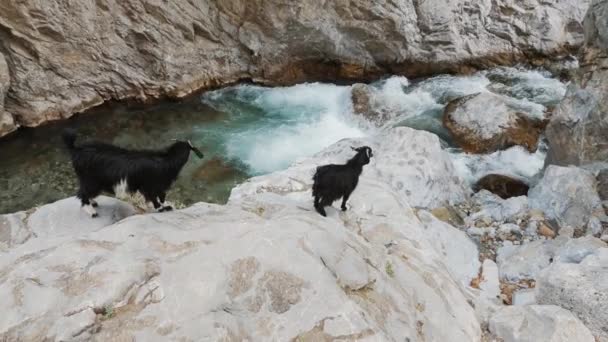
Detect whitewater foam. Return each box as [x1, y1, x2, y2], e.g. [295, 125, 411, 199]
[201, 66, 565, 184]
[203, 82, 367, 174]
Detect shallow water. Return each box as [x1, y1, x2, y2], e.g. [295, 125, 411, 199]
[0, 66, 567, 214]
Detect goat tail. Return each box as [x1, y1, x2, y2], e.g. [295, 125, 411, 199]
[62, 129, 78, 150]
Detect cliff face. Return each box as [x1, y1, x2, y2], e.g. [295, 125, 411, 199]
[546, 0, 608, 166]
[0, 0, 591, 137]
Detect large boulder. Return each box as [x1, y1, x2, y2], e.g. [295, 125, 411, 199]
[536, 248, 608, 341]
[0, 196, 137, 251]
[496, 236, 606, 281]
[489, 305, 595, 342]
[233, 127, 469, 210]
[443, 93, 546, 153]
[0, 0, 591, 137]
[528, 165, 604, 233]
[0, 129, 483, 341]
[546, 0, 608, 166]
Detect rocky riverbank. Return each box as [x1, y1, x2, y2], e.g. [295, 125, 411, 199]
[0, 0, 592, 138]
[2, 125, 606, 341]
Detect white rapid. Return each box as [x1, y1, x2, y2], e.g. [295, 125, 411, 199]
[202, 66, 567, 184]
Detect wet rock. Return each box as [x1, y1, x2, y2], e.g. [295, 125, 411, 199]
[474, 174, 529, 199]
[0, 0, 591, 136]
[528, 165, 604, 233]
[546, 0, 608, 166]
[192, 157, 245, 183]
[443, 93, 546, 153]
[349, 83, 393, 127]
[489, 305, 595, 342]
[0, 55, 16, 138]
[485, 67, 568, 107]
[350, 83, 374, 117]
[536, 248, 608, 341]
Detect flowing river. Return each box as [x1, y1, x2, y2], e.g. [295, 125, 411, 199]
[0, 66, 567, 214]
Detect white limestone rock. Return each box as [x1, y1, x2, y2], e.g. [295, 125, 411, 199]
[528, 165, 604, 233]
[536, 248, 608, 341]
[489, 305, 595, 342]
[496, 236, 606, 281]
[0, 130, 482, 341]
[0, 196, 136, 251]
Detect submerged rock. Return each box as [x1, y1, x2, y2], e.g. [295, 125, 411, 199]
[546, 0, 608, 166]
[350, 83, 374, 117]
[192, 157, 246, 183]
[528, 165, 604, 234]
[0, 0, 591, 137]
[489, 305, 595, 342]
[443, 93, 546, 153]
[474, 174, 529, 199]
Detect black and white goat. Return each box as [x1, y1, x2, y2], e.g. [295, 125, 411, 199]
[312, 146, 373, 217]
[62, 129, 204, 217]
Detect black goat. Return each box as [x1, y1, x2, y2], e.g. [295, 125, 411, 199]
[312, 146, 373, 217]
[62, 129, 204, 217]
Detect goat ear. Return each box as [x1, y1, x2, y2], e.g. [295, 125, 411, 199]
[351, 146, 358, 151]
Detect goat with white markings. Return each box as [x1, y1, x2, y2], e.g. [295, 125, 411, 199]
[312, 146, 373, 217]
[62, 129, 204, 217]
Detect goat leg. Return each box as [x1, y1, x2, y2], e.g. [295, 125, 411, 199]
[156, 193, 173, 212]
[314, 196, 326, 217]
[78, 189, 99, 218]
[315, 205, 327, 217]
[341, 193, 351, 211]
[150, 197, 164, 212]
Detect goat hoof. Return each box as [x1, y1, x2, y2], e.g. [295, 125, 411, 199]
[159, 206, 173, 212]
[341, 206, 347, 211]
[91, 213, 99, 218]
[91, 202, 98, 208]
